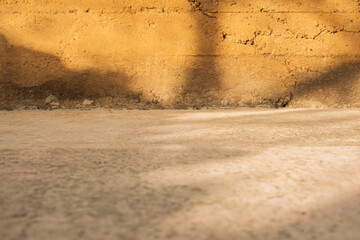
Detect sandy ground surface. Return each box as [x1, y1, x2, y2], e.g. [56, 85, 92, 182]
[1, 108, 360, 240]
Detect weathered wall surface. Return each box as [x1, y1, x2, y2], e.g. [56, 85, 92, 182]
[0, 0, 360, 109]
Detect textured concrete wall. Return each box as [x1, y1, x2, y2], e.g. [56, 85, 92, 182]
[0, 0, 360, 109]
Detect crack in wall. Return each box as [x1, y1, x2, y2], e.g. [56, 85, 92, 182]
[187, 0, 216, 18]
[289, 26, 360, 40]
[238, 27, 273, 45]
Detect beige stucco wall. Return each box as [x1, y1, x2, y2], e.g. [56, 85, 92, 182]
[1, 0, 360, 108]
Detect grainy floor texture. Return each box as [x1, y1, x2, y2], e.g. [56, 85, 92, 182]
[1, 109, 360, 240]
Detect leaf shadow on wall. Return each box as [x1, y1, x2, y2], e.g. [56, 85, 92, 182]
[180, 1, 222, 109]
[182, 0, 360, 108]
[286, 8, 360, 107]
[0, 33, 155, 110]
[289, 61, 360, 107]
[257, 0, 360, 107]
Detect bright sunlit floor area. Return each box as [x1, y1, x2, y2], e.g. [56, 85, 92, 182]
[1, 108, 360, 240]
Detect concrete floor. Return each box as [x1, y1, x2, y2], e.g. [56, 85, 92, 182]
[1, 109, 360, 240]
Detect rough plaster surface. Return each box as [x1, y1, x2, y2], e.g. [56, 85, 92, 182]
[1, 109, 360, 240]
[0, 0, 360, 108]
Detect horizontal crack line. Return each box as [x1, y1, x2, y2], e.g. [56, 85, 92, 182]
[1, 10, 358, 14]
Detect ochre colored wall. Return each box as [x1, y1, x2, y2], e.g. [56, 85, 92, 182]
[0, 0, 360, 108]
